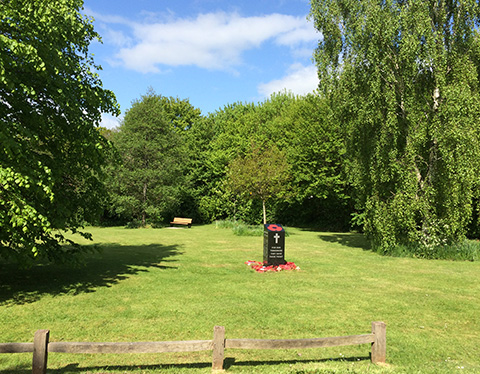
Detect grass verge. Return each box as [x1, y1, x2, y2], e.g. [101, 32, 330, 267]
[0, 225, 479, 373]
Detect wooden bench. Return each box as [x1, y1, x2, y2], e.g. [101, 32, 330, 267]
[170, 217, 192, 228]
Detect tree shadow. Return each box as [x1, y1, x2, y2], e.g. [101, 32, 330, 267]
[224, 355, 372, 369]
[0, 355, 372, 374]
[298, 228, 371, 250]
[0, 243, 181, 306]
[317, 233, 371, 250]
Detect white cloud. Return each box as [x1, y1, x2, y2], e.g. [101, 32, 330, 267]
[275, 23, 318, 47]
[103, 28, 133, 48]
[257, 63, 319, 97]
[97, 11, 317, 73]
[85, 7, 135, 48]
[100, 113, 122, 129]
[85, 8, 135, 27]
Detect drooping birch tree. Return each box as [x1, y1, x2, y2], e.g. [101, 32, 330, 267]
[310, 0, 480, 255]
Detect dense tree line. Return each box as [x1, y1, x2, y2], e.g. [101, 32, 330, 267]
[105, 0, 480, 259]
[3, 0, 480, 266]
[103, 91, 352, 230]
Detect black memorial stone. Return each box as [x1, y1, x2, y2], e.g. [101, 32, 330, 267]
[263, 224, 286, 266]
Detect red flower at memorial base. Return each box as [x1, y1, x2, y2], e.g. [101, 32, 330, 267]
[266, 224, 283, 232]
[245, 260, 300, 273]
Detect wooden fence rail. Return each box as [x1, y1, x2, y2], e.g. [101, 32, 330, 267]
[0, 321, 386, 373]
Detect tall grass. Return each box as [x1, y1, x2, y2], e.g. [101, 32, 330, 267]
[215, 219, 264, 236]
[434, 240, 480, 261]
[0, 225, 479, 373]
[387, 239, 480, 261]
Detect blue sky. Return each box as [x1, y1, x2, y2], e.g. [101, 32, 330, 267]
[82, 0, 321, 128]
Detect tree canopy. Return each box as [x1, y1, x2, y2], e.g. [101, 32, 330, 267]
[106, 91, 200, 227]
[227, 143, 290, 224]
[0, 0, 119, 265]
[181, 92, 350, 227]
[310, 0, 480, 255]
[101, 91, 351, 229]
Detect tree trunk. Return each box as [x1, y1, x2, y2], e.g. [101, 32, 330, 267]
[142, 182, 147, 227]
[262, 199, 267, 225]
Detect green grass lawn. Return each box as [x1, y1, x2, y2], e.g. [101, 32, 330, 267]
[0, 225, 479, 373]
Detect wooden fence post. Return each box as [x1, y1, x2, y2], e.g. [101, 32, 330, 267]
[371, 321, 386, 364]
[32, 329, 49, 374]
[212, 326, 225, 371]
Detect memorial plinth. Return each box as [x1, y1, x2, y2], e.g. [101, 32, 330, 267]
[263, 224, 286, 266]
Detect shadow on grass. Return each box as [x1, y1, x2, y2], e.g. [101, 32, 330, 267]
[0, 243, 182, 306]
[224, 356, 372, 369]
[0, 356, 372, 374]
[298, 227, 371, 250]
[318, 233, 371, 250]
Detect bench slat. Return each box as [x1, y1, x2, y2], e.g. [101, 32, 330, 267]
[170, 217, 192, 227]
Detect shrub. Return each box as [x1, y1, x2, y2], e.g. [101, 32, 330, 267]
[232, 222, 264, 236]
[216, 220, 290, 237]
[388, 240, 480, 261]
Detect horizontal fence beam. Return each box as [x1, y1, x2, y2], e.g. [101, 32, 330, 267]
[0, 343, 34, 353]
[0, 340, 213, 354]
[48, 340, 213, 354]
[0, 335, 379, 354]
[226, 334, 375, 350]
[0, 322, 386, 373]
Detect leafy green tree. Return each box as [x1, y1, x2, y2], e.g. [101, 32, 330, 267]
[277, 93, 351, 229]
[183, 114, 230, 222]
[188, 92, 350, 227]
[185, 102, 260, 223]
[227, 144, 290, 224]
[0, 0, 119, 265]
[107, 91, 199, 226]
[310, 0, 480, 255]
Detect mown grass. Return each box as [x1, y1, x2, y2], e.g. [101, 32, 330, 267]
[0, 225, 479, 373]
